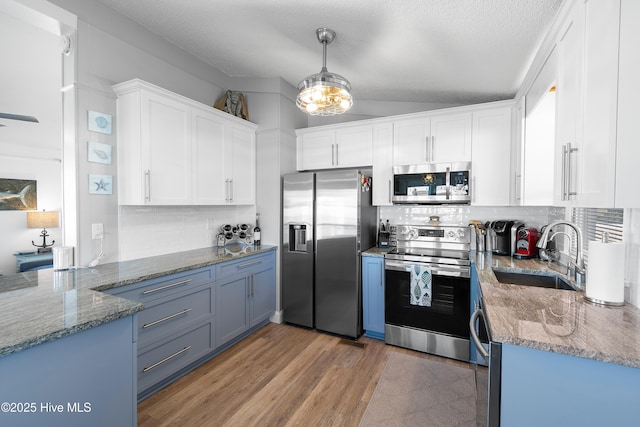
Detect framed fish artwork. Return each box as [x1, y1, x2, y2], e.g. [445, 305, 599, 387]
[0, 178, 37, 210]
[87, 141, 112, 164]
[89, 174, 113, 195]
[87, 110, 112, 135]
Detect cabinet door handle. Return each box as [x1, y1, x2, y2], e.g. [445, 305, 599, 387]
[142, 279, 192, 295]
[431, 136, 435, 162]
[425, 136, 430, 162]
[561, 144, 568, 201]
[567, 143, 577, 198]
[229, 179, 233, 202]
[388, 179, 392, 204]
[143, 345, 192, 373]
[331, 144, 335, 166]
[335, 143, 339, 166]
[144, 170, 151, 202]
[237, 259, 263, 269]
[143, 308, 192, 329]
[251, 275, 254, 297]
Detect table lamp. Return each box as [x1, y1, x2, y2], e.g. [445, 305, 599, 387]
[27, 210, 59, 253]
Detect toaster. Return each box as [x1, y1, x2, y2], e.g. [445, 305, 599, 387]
[514, 227, 539, 259]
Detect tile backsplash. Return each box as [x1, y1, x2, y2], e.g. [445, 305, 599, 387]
[119, 205, 256, 261]
[379, 205, 565, 230]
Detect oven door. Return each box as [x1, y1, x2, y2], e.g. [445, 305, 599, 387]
[384, 258, 470, 339]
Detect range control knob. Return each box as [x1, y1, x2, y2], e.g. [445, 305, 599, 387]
[457, 229, 466, 238]
[447, 230, 456, 238]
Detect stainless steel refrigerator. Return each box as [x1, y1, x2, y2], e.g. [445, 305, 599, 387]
[282, 169, 376, 339]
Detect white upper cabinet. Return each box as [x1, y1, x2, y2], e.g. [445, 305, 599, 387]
[614, 0, 640, 207]
[551, 0, 637, 208]
[139, 89, 192, 205]
[471, 106, 514, 206]
[191, 107, 226, 204]
[392, 113, 472, 165]
[296, 124, 372, 171]
[371, 122, 394, 206]
[114, 79, 257, 206]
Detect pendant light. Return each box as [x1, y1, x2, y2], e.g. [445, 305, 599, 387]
[296, 28, 353, 116]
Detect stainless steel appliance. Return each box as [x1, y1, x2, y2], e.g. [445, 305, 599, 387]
[384, 224, 471, 361]
[471, 299, 501, 427]
[392, 162, 471, 205]
[282, 170, 377, 339]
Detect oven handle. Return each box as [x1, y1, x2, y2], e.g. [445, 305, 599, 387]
[384, 259, 469, 278]
[470, 307, 489, 359]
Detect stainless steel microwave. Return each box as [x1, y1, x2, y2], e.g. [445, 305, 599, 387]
[392, 162, 471, 204]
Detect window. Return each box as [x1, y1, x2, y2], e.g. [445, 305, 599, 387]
[571, 208, 624, 267]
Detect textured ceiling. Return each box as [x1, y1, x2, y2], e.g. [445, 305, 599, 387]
[95, 0, 563, 104]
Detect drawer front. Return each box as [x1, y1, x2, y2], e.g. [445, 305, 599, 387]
[137, 285, 213, 350]
[112, 267, 214, 304]
[217, 252, 273, 280]
[138, 322, 214, 393]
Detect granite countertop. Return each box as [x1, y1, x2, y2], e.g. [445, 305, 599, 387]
[475, 251, 640, 368]
[362, 247, 392, 257]
[0, 245, 277, 358]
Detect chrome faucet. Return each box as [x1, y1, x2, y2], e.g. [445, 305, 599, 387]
[537, 221, 586, 285]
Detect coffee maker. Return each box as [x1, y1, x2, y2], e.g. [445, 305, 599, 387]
[487, 220, 523, 255]
[514, 227, 539, 259]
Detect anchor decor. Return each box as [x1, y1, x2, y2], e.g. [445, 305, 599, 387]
[27, 210, 59, 253]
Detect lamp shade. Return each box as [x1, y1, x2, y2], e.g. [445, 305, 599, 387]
[27, 211, 59, 229]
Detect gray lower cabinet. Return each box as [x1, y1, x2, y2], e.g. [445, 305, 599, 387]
[216, 251, 276, 347]
[104, 266, 216, 398]
[103, 250, 276, 399]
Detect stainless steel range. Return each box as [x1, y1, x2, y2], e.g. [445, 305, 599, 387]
[384, 224, 471, 361]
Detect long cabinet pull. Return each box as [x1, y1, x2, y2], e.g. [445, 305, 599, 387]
[237, 259, 263, 269]
[335, 143, 339, 166]
[144, 170, 151, 202]
[431, 136, 435, 162]
[229, 179, 233, 202]
[331, 144, 335, 166]
[225, 179, 230, 201]
[143, 308, 192, 329]
[142, 279, 192, 295]
[142, 345, 192, 373]
[567, 143, 577, 198]
[425, 136, 430, 162]
[561, 144, 568, 200]
[388, 179, 392, 204]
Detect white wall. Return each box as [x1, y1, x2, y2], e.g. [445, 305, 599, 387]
[0, 9, 62, 274]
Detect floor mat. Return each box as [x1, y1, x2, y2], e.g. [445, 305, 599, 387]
[359, 352, 477, 427]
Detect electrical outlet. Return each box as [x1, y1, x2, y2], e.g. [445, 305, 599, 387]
[92, 223, 104, 240]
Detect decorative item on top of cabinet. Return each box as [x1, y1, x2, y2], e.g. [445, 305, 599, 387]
[213, 90, 249, 121]
[113, 79, 257, 206]
[296, 123, 373, 171]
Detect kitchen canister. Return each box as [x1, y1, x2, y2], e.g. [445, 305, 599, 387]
[53, 246, 74, 271]
[585, 234, 625, 306]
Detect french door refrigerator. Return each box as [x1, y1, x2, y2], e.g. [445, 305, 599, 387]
[282, 169, 376, 339]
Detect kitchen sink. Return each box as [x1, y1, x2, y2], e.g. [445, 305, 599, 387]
[492, 269, 576, 291]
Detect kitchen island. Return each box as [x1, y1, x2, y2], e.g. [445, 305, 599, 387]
[0, 245, 276, 427]
[474, 252, 640, 426]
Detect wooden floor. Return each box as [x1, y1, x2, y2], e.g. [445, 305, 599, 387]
[138, 323, 472, 427]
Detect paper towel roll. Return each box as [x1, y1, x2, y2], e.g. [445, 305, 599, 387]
[53, 246, 74, 271]
[586, 240, 625, 305]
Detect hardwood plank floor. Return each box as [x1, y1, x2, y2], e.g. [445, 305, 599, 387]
[138, 323, 473, 427]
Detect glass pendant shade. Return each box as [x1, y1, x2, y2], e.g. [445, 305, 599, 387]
[296, 28, 353, 116]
